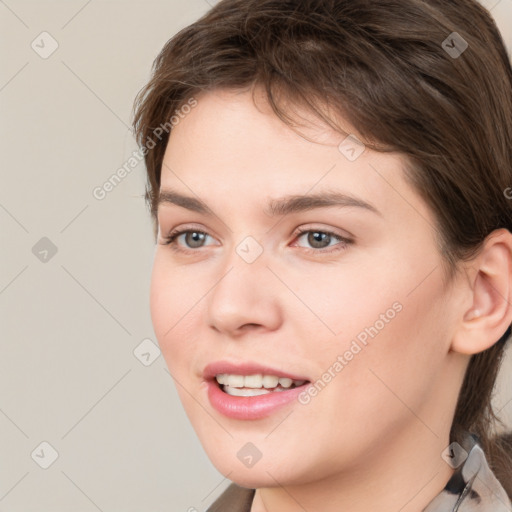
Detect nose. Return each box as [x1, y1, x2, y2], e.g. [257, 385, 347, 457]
[206, 253, 283, 336]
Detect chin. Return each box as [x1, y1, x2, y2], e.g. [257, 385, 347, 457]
[205, 445, 311, 489]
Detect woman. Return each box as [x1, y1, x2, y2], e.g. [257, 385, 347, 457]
[132, 0, 512, 510]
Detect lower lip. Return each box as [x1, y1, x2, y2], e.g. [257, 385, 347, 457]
[206, 380, 309, 420]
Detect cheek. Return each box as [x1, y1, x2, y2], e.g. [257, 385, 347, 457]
[149, 257, 174, 346]
[317, 268, 451, 432]
[292, 248, 451, 409]
[275, 253, 402, 341]
[149, 255, 203, 373]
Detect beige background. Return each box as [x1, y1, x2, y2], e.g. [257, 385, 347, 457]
[1, 1, 511, 511]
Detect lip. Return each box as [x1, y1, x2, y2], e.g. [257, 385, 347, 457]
[203, 361, 311, 420]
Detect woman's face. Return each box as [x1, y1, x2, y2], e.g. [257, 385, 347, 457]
[150, 87, 463, 487]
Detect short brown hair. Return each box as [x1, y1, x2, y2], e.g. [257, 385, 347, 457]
[132, 0, 512, 494]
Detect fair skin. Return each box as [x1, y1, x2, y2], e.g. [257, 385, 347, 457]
[150, 86, 512, 512]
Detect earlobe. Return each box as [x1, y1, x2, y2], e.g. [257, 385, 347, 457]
[451, 228, 512, 356]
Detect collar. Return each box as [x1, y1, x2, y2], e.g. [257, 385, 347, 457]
[424, 431, 511, 511]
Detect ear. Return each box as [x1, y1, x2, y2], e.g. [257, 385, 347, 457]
[451, 228, 512, 355]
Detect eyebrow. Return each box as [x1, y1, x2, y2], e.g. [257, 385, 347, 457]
[157, 188, 382, 217]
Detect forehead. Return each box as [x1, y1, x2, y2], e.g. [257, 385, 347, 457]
[159, 88, 434, 229]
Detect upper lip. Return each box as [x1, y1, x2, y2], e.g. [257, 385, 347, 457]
[203, 361, 310, 382]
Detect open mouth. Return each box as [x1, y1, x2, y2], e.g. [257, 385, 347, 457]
[215, 373, 310, 397]
[206, 367, 313, 419]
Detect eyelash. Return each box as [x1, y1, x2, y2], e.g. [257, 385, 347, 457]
[159, 226, 352, 255]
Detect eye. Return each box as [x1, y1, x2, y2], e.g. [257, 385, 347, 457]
[159, 226, 352, 255]
[293, 228, 352, 253]
[159, 228, 217, 252]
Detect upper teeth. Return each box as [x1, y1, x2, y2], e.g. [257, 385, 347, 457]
[215, 374, 306, 389]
